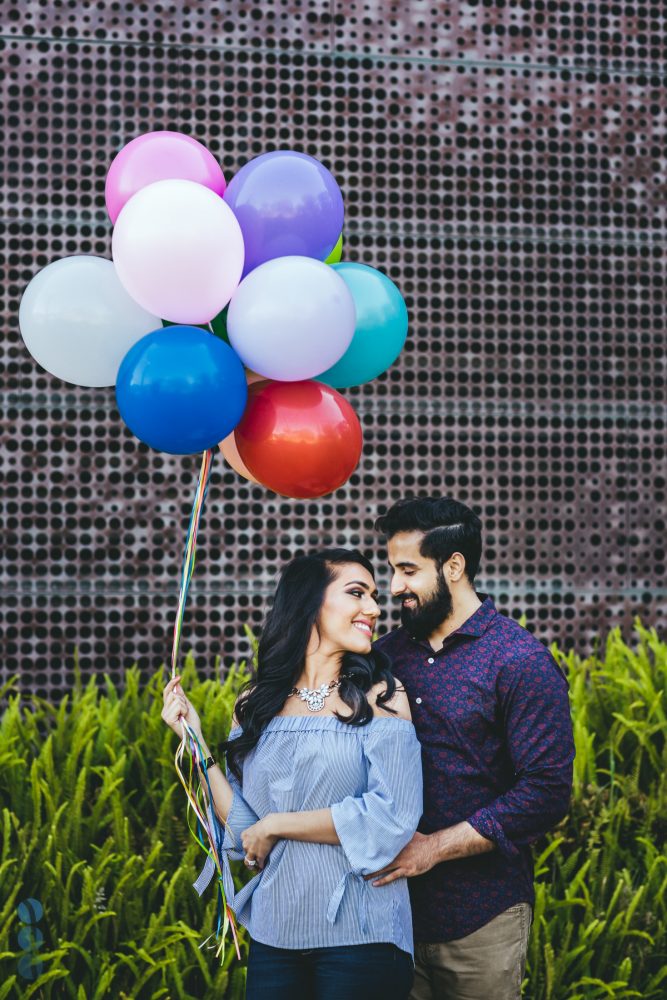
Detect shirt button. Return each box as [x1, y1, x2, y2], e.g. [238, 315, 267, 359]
[415, 697, 422, 704]
[427, 657, 434, 664]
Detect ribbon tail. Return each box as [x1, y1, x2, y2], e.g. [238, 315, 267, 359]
[326, 873, 349, 926]
[193, 854, 217, 897]
[327, 871, 369, 934]
[359, 880, 369, 935]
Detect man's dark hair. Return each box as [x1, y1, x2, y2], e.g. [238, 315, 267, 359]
[375, 497, 482, 583]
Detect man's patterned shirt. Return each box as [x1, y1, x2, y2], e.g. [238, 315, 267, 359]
[375, 595, 574, 943]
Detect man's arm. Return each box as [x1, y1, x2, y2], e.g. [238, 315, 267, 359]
[370, 644, 574, 886]
[430, 821, 495, 861]
[464, 645, 574, 855]
[367, 822, 494, 885]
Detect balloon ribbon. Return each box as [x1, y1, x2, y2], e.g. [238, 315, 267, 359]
[170, 449, 241, 963]
[171, 448, 214, 680]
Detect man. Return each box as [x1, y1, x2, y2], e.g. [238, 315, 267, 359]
[371, 497, 574, 1000]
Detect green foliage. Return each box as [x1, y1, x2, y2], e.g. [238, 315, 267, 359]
[0, 653, 252, 999]
[0, 621, 665, 998]
[526, 621, 667, 999]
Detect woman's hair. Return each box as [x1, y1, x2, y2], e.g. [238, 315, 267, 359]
[222, 548, 398, 779]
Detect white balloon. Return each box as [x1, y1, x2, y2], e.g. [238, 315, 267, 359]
[227, 256, 356, 381]
[111, 178, 245, 324]
[18, 256, 161, 387]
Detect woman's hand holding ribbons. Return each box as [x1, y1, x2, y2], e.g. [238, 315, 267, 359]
[161, 675, 203, 741]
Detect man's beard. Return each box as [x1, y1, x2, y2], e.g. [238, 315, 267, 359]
[400, 573, 453, 640]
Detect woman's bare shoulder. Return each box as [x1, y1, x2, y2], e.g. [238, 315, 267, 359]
[370, 678, 412, 720]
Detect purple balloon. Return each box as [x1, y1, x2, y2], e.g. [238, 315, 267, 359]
[224, 150, 344, 276]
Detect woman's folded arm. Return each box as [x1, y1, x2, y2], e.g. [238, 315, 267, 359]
[258, 723, 424, 873]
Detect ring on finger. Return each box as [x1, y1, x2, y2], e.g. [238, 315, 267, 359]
[244, 856, 258, 869]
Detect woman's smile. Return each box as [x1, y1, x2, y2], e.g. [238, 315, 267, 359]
[352, 619, 373, 637]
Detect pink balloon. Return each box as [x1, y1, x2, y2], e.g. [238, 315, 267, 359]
[219, 431, 259, 483]
[112, 179, 244, 324]
[219, 371, 266, 482]
[105, 131, 226, 224]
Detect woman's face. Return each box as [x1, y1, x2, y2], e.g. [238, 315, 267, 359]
[313, 563, 380, 655]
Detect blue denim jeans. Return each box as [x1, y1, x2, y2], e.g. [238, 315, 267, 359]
[246, 938, 414, 1000]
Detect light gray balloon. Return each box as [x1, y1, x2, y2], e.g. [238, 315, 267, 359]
[19, 255, 161, 386]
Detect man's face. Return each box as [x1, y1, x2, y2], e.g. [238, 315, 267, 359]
[387, 531, 453, 639]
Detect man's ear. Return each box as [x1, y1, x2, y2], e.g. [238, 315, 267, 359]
[446, 552, 466, 584]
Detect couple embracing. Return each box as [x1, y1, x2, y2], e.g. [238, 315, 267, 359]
[162, 497, 574, 1000]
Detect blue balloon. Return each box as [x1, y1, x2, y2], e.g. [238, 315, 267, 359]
[116, 326, 248, 454]
[317, 263, 409, 388]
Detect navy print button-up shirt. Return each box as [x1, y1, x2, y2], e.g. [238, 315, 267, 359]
[375, 596, 574, 943]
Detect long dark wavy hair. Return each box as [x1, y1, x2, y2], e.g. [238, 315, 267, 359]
[221, 549, 398, 780]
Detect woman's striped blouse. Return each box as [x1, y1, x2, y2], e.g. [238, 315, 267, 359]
[203, 714, 423, 957]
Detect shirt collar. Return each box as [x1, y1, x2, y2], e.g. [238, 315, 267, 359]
[449, 594, 497, 638]
[406, 594, 497, 646]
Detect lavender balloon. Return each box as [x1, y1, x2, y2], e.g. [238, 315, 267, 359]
[227, 256, 355, 381]
[224, 150, 344, 276]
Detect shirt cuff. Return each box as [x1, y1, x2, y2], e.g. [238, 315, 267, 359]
[330, 798, 371, 873]
[467, 808, 519, 859]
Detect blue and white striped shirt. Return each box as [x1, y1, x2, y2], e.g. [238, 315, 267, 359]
[212, 715, 423, 957]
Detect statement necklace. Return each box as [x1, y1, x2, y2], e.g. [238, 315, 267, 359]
[289, 678, 340, 712]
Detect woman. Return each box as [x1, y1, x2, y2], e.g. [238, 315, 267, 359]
[162, 549, 423, 1000]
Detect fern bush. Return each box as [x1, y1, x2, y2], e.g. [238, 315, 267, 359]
[0, 651, 252, 999]
[527, 622, 667, 999]
[0, 621, 665, 999]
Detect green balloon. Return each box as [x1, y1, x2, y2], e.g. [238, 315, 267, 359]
[209, 305, 230, 344]
[161, 305, 230, 344]
[161, 318, 207, 330]
[325, 233, 343, 265]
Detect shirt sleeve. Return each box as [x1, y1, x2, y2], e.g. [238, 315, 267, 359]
[194, 741, 261, 906]
[330, 723, 423, 874]
[204, 728, 259, 863]
[209, 763, 260, 862]
[466, 644, 574, 858]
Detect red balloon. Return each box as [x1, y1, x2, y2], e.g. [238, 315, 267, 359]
[235, 380, 363, 499]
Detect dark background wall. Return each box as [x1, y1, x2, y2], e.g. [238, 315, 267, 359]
[1, 1, 665, 698]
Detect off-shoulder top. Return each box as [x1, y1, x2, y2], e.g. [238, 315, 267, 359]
[199, 715, 423, 957]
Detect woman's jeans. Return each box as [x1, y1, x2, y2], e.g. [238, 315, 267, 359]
[246, 938, 414, 1000]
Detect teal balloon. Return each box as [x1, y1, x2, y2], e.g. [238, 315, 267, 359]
[317, 263, 408, 388]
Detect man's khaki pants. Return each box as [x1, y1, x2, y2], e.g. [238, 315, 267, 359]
[410, 903, 532, 1000]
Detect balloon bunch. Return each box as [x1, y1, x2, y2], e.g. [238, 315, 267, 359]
[17, 130, 409, 958]
[19, 130, 409, 499]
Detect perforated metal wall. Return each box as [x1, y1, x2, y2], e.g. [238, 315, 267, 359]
[1, 2, 665, 697]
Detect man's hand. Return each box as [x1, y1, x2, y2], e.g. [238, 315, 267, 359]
[365, 831, 439, 886]
[366, 822, 496, 887]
